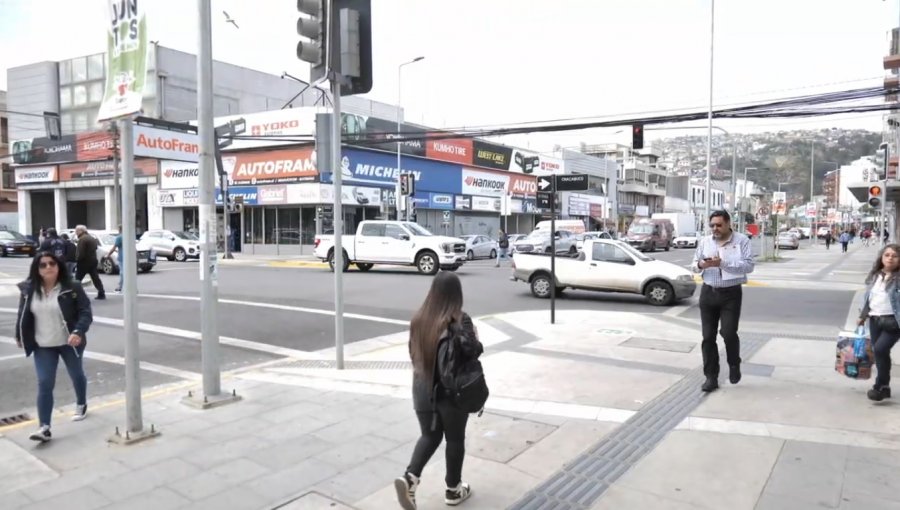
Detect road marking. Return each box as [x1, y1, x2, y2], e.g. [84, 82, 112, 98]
[0, 353, 21, 362]
[138, 293, 410, 326]
[0, 308, 321, 360]
[0, 336, 201, 380]
[663, 304, 692, 317]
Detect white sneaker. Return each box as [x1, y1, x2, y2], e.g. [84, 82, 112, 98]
[71, 404, 87, 422]
[394, 472, 419, 510]
[445, 482, 471, 506]
[29, 425, 51, 442]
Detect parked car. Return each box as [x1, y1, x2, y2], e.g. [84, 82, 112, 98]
[817, 226, 831, 239]
[788, 228, 807, 240]
[514, 230, 578, 255]
[507, 234, 526, 253]
[511, 239, 696, 306]
[777, 232, 800, 250]
[625, 218, 674, 252]
[314, 221, 467, 274]
[575, 231, 613, 251]
[0, 230, 38, 257]
[460, 235, 498, 260]
[81, 230, 157, 274]
[139, 230, 201, 262]
[673, 232, 700, 249]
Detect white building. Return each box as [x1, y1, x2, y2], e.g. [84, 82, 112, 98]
[838, 157, 878, 209]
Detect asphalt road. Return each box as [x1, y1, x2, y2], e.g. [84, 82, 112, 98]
[0, 241, 854, 421]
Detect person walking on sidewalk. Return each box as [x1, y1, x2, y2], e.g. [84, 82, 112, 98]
[824, 230, 833, 250]
[692, 210, 755, 393]
[39, 228, 66, 260]
[857, 244, 900, 402]
[74, 226, 106, 300]
[15, 252, 93, 442]
[395, 272, 482, 509]
[496, 229, 509, 267]
[840, 231, 851, 253]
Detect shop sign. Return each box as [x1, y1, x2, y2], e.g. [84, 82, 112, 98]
[133, 125, 199, 162]
[428, 193, 454, 210]
[160, 160, 200, 189]
[472, 141, 512, 171]
[216, 186, 258, 206]
[411, 196, 430, 208]
[286, 183, 322, 204]
[568, 195, 590, 216]
[222, 148, 317, 185]
[356, 116, 427, 157]
[11, 135, 77, 165]
[590, 203, 604, 220]
[59, 159, 157, 181]
[76, 131, 116, 161]
[320, 184, 384, 206]
[618, 204, 636, 214]
[322, 148, 460, 193]
[426, 138, 472, 165]
[183, 188, 200, 205]
[258, 185, 288, 205]
[472, 196, 500, 212]
[454, 195, 472, 211]
[461, 168, 508, 197]
[509, 173, 537, 197]
[206, 109, 318, 150]
[15, 166, 58, 184]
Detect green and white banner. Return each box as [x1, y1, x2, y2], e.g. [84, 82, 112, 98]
[97, 0, 148, 121]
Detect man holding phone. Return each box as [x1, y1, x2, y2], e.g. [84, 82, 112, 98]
[692, 210, 755, 393]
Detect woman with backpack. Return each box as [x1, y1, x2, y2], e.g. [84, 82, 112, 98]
[395, 271, 483, 509]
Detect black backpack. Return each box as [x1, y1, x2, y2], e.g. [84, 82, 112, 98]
[434, 322, 489, 415]
[49, 238, 66, 260]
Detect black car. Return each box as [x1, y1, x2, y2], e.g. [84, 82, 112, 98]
[0, 230, 38, 257]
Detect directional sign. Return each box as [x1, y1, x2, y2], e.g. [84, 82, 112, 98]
[537, 192, 552, 209]
[555, 174, 589, 191]
[537, 176, 554, 192]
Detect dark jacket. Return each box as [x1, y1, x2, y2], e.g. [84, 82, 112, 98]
[40, 236, 66, 259]
[16, 279, 93, 357]
[63, 240, 77, 263]
[76, 234, 99, 265]
[411, 312, 483, 412]
[499, 233, 509, 249]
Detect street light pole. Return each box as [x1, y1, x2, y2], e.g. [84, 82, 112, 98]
[810, 140, 815, 246]
[741, 166, 757, 233]
[704, 0, 716, 231]
[397, 56, 424, 221]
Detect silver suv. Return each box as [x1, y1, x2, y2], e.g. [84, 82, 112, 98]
[513, 230, 578, 254]
[139, 230, 201, 262]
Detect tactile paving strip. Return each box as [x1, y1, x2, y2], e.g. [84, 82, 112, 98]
[508, 333, 771, 510]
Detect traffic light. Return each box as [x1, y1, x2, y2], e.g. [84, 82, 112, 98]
[876, 143, 889, 178]
[400, 174, 415, 196]
[632, 124, 644, 150]
[297, 0, 327, 82]
[869, 184, 883, 208]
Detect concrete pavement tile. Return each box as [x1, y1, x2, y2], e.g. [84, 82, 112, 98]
[2, 491, 33, 510]
[509, 420, 619, 479]
[381, 439, 446, 467]
[17, 487, 110, 510]
[838, 492, 900, 510]
[117, 487, 190, 510]
[248, 434, 336, 470]
[19, 459, 129, 503]
[197, 415, 270, 442]
[847, 445, 900, 468]
[465, 412, 557, 463]
[94, 457, 199, 501]
[761, 441, 847, 507]
[370, 416, 421, 443]
[246, 458, 341, 505]
[354, 454, 540, 510]
[201, 401, 275, 425]
[314, 434, 400, 468]
[357, 398, 417, 425]
[590, 485, 703, 510]
[186, 435, 275, 469]
[312, 455, 407, 504]
[481, 351, 683, 411]
[615, 431, 783, 509]
[209, 457, 271, 485]
[168, 470, 233, 501]
[188, 486, 272, 510]
[277, 491, 355, 509]
[112, 435, 207, 470]
[749, 338, 836, 368]
[21, 433, 114, 472]
[842, 460, 900, 503]
[155, 415, 219, 437]
[0, 437, 57, 495]
[311, 416, 393, 443]
[257, 400, 330, 425]
[755, 492, 839, 510]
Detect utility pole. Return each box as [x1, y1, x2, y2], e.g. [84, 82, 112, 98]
[330, 0, 345, 370]
[110, 122, 122, 226]
[184, 0, 239, 409]
[810, 140, 815, 246]
[704, 0, 715, 232]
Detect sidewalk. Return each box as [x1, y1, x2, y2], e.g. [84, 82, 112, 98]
[2, 306, 899, 510]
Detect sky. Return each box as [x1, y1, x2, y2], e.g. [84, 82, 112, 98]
[0, 0, 896, 152]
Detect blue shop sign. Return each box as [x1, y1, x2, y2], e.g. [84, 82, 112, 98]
[215, 186, 258, 205]
[428, 193, 454, 210]
[320, 148, 461, 194]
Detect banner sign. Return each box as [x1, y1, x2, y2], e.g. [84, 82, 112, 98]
[805, 202, 817, 218]
[772, 191, 787, 216]
[98, 0, 148, 121]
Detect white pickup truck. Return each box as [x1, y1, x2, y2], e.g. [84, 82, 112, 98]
[510, 238, 696, 306]
[314, 221, 468, 275]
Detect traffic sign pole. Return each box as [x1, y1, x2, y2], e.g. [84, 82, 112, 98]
[550, 191, 556, 325]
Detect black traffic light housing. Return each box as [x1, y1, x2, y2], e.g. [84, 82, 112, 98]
[632, 124, 644, 150]
[869, 184, 883, 208]
[296, 0, 372, 96]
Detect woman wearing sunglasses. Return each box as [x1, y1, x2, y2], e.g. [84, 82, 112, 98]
[15, 251, 93, 442]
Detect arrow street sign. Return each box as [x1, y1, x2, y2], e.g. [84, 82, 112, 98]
[537, 176, 554, 191]
[555, 174, 589, 191]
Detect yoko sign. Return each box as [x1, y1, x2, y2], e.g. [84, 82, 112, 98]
[98, 0, 148, 121]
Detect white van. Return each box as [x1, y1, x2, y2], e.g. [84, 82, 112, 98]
[534, 219, 586, 235]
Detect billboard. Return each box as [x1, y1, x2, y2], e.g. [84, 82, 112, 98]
[222, 148, 317, 185]
[321, 147, 461, 193]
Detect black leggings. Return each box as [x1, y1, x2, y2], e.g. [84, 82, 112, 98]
[407, 397, 469, 487]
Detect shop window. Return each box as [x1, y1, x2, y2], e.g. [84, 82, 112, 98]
[88, 54, 104, 80]
[73, 112, 88, 133]
[58, 60, 72, 85]
[264, 207, 277, 244]
[0, 117, 7, 144]
[60, 87, 72, 109]
[89, 82, 104, 104]
[277, 208, 301, 244]
[60, 113, 74, 134]
[1, 164, 13, 190]
[72, 57, 87, 82]
[243, 207, 263, 244]
[73, 85, 88, 107]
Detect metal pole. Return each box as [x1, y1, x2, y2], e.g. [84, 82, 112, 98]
[111, 122, 122, 226]
[119, 117, 142, 434]
[810, 140, 815, 246]
[704, 0, 715, 233]
[730, 137, 736, 227]
[396, 65, 402, 221]
[550, 189, 556, 325]
[332, 72, 345, 370]
[883, 178, 888, 248]
[223, 177, 232, 259]
[198, 0, 221, 397]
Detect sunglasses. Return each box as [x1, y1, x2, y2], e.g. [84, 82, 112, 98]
[39, 260, 58, 269]
[708, 223, 726, 228]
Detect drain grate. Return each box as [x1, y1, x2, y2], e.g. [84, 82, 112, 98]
[279, 359, 412, 370]
[508, 334, 771, 510]
[0, 412, 31, 427]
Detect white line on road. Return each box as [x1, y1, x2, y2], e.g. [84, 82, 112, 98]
[0, 336, 201, 380]
[138, 293, 410, 326]
[0, 353, 22, 362]
[663, 304, 693, 317]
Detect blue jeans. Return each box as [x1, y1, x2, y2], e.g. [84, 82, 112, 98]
[117, 256, 124, 290]
[496, 247, 509, 266]
[33, 345, 87, 427]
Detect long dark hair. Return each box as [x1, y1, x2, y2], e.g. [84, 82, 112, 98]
[28, 251, 71, 297]
[409, 272, 464, 383]
[865, 244, 900, 284]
